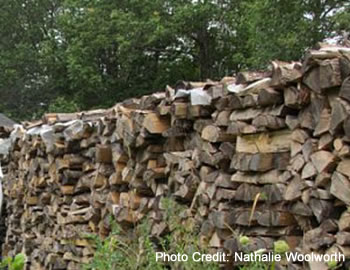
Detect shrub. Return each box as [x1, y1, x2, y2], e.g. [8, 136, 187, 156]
[84, 198, 219, 270]
[0, 253, 26, 270]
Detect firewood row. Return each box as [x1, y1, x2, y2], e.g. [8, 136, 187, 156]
[1, 43, 350, 269]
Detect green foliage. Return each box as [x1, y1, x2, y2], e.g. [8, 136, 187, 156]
[0, 0, 350, 120]
[84, 198, 219, 270]
[327, 259, 338, 270]
[48, 97, 79, 113]
[273, 240, 290, 254]
[0, 253, 26, 270]
[237, 237, 292, 270]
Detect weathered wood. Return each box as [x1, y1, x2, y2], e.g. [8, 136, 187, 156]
[257, 87, 283, 106]
[313, 108, 331, 137]
[227, 95, 243, 110]
[301, 162, 317, 179]
[227, 121, 257, 135]
[336, 159, 350, 178]
[236, 71, 270, 84]
[215, 111, 231, 127]
[271, 61, 302, 86]
[331, 172, 350, 205]
[257, 210, 296, 227]
[285, 115, 300, 130]
[303, 58, 342, 93]
[340, 77, 350, 102]
[242, 94, 258, 108]
[339, 211, 350, 231]
[201, 125, 235, 142]
[290, 154, 305, 172]
[336, 232, 350, 245]
[231, 170, 284, 185]
[310, 151, 336, 173]
[231, 152, 290, 172]
[309, 199, 333, 223]
[284, 84, 310, 109]
[330, 98, 349, 133]
[318, 133, 333, 150]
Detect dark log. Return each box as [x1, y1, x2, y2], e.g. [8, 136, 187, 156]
[284, 84, 310, 109]
[257, 88, 283, 106]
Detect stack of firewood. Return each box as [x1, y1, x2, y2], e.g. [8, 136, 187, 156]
[2, 43, 350, 269]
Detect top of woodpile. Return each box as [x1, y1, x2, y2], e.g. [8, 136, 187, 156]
[21, 42, 350, 129]
[0, 113, 16, 128]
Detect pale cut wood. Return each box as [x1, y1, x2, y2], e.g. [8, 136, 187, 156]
[143, 113, 170, 134]
[201, 125, 235, 142]
[236, 130, 291, 153]
[171, 103, 188, 119]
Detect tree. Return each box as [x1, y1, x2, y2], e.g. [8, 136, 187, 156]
[0, 0, 349, 120]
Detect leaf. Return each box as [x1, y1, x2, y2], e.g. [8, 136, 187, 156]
[0, 257, 12, 268]
[11, 253, 26, 270]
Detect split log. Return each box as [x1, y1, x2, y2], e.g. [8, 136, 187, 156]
[96, 145, 112, 163]
[227, 121, 257, 135]
[143, 113, 170, 134]
[339, 211, 350, 231]
[242, 94, 258, 108]
[236, 71, 270, 84]
[303, 58, 342, 93]
[284, 84, 310, 109]
[271, 61, 302, 87]
[257, 87, 283, 106]
[330, 98, 350, 133]
[201, 125, 235, 143]
[313, 108, 331, 137]
[340, 77, 350, 102]
[252, 115, 286, 130]
[231, 152, 290, 172]
[231, 170, 285, 185]
[310, 151, 336, 173]
[236, 130, 291, 153]
[331, 172, 350, 205]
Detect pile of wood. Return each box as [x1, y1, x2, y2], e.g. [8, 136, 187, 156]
[2, 43, 350, 269]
